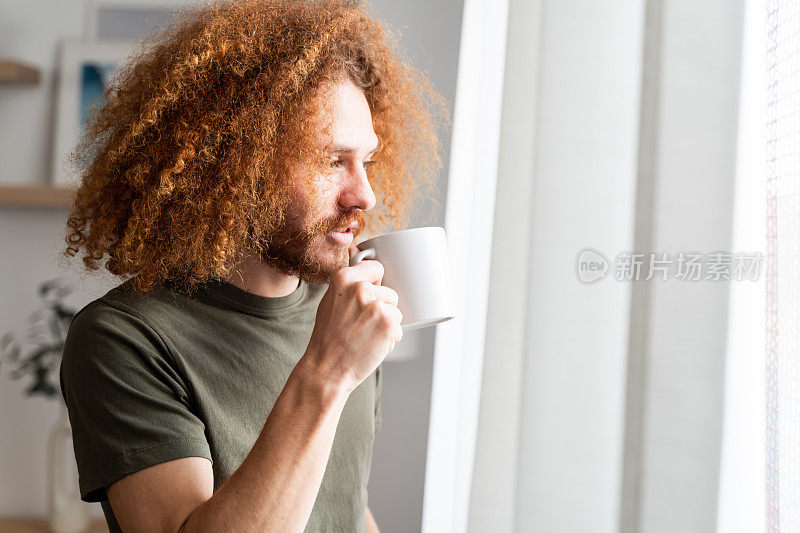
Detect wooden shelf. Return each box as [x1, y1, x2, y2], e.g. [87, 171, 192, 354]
[0, 185, 76, 209]
[0, 60, 41, 84]
[0, 517, 108, 532]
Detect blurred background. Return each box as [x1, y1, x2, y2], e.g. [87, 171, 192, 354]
[0, 0, 793, 532]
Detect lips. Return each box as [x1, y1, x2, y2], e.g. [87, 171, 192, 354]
[333, 222, 359, 233]
[327, 227, 354, 244]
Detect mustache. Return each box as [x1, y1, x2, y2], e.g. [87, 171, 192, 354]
[316, 210, 366, 235]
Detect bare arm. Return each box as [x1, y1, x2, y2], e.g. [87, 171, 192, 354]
[107, 258, 402, 532]
[108, 356, 350, 532]
[184, 356, 351, 531]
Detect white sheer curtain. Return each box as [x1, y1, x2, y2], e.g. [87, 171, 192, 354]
[421, 0, 510, 530]
[716, 0, 767, 530]
[766, 0, 800, 531]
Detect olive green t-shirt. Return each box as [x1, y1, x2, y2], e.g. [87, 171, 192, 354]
[59, 277, 382, 532]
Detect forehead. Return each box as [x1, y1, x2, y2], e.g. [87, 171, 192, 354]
[316, 78, 379, 152]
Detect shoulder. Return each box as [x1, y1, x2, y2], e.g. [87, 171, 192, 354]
[62, 284, 176, 381]
[99, 279, 194, 323]
[66, 281, 169, 345]
[67, 278, 200, 345]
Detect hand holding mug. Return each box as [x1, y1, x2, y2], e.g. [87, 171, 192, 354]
[303, 250, 403, 392]
[349, 227, 454, 331]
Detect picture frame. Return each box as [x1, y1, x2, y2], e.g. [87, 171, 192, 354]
[51, 40, 135, 186]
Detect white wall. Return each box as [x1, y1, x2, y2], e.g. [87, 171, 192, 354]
[0, 2, 463, 531]
[0, 0, 86, 186]
[0, 208, 115, 518]
[0, 0, 104, 518]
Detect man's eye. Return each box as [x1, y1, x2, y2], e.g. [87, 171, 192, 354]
[330, 160, 378, 169]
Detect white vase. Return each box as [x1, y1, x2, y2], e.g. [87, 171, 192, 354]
[48, 403, 91, 533]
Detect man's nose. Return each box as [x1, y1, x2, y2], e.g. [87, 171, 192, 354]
[338, 164, 377, 212]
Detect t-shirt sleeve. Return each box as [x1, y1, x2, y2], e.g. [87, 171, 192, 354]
[374, 363, 383, 436]
[59, 299, 211, 503]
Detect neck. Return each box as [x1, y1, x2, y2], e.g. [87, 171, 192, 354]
[224, 249, 300, 298]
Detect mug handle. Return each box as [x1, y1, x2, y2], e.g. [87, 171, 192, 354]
[349, 247, 376, 267]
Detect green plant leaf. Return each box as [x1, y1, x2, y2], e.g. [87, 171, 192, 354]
[2, 278, 75, 401]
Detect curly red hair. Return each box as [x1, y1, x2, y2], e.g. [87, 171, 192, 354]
[61, 0, 449, 294]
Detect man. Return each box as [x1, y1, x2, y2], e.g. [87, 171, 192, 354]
[58, 0, 446, 531]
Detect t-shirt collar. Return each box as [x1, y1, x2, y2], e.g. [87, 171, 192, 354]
[199, 277, 308, 316]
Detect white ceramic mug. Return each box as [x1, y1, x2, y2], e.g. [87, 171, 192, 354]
[349, 226, 454, 331]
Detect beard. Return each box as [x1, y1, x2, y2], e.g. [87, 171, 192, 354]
[257, 209, 366, 285]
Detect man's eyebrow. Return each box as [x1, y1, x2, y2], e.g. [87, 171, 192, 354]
[332, 143, 380, 155]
